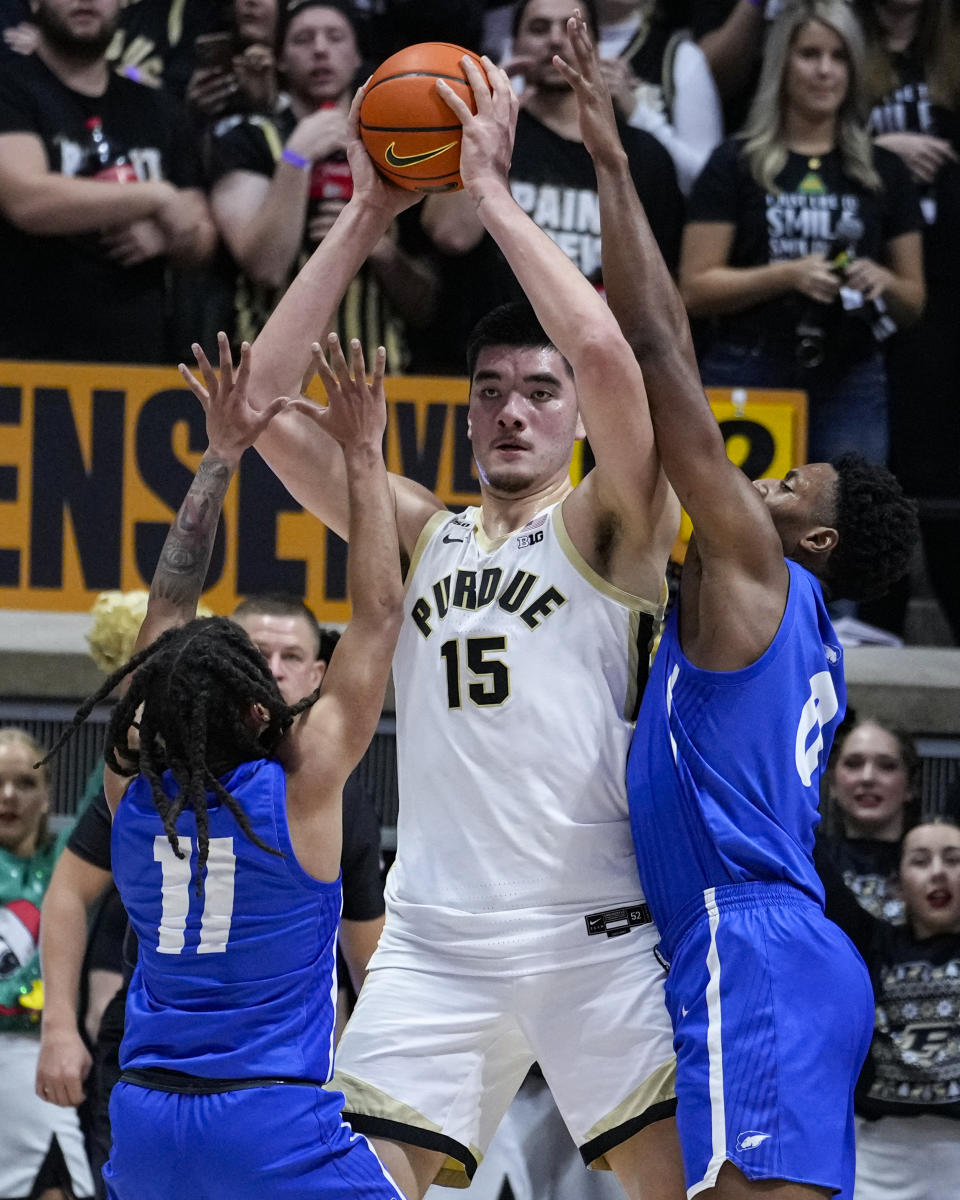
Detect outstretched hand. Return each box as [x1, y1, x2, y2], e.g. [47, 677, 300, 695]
[346, 83, 424, 220]
[553, 10, 624, 167]
[435, 55, 517, 197]
[290, 334, 387, 452]
[178, 332, 290, 463]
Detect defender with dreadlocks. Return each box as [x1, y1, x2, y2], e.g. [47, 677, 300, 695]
[43, 333, 406, 1200]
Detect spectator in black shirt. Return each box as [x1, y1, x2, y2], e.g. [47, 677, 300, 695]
[413, 0, 683, 372]
[207, 0, 435, 359]
[0, 0, 216, 363]
[819, 816, 960, 1199]
[818, 716, 920, 922]
[681, 0, 924, 466]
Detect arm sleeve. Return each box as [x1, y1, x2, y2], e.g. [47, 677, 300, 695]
[206, 116, 277, 187]
[874, 145, 925, 241]
[66, 789, 113, 873]
[340, 773, 385, 923]
[690, 0, 738, 39]
[814, 835, 881, 963]
[165, 96, 205, 190]
[686, 136, 742, 223]
[0, 58, 39, 136]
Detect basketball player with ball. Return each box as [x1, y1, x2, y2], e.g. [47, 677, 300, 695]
[239, 33, 686, 1200]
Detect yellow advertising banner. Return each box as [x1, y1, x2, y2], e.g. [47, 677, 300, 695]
[0, 361, 805, 620]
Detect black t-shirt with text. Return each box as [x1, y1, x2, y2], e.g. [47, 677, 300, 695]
[819, 854, 960, 1122]
[0, 54, 202, 363]
[688, 137, 922, 360]
[866, 45, 960, 285]
[508, 107, 684, 285]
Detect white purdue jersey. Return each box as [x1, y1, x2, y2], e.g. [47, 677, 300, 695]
[377, 501, 665, 972]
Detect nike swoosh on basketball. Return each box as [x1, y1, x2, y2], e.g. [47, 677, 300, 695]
[384, 140, 457, 169]
[442, 533, 465, 544]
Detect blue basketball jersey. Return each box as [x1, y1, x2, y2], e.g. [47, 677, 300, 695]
[627, 561, 846, 957]
[112, 758, 342, 1081]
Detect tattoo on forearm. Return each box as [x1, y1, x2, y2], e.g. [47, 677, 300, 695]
[150, 456, 232, 608]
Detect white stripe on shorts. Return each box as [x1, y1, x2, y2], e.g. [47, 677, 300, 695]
[689, 887, 727, 1198]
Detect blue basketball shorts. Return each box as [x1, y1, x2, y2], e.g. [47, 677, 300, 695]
[659, 883, 873, 1199]
[103, 1079, 407, 1199]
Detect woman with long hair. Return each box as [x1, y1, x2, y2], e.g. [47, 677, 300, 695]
[820, 814, 960, 1198]
[42, 333, 407, 1200]
[0, 728, 95, 1200]
[681, 0, 925, 465]
[818, 715, 920, 921]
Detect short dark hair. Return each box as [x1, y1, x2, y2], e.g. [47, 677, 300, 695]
[465, 300, 570, 382]
[825, 454, 919, 602]
[511, 0, 599, 40]
[232, 593, 323, 658]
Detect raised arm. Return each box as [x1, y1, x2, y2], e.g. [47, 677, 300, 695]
[103, 336, 289, 811]
[437, 55, 677, 594]
[279, 337, 403, 811]
[558, 14, 784, 585]
[244, 89, 443, 557]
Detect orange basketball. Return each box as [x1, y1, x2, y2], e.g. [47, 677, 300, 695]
[359, 42, 488, 193]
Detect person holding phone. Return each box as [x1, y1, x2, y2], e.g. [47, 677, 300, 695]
[187, 1, 280, 123]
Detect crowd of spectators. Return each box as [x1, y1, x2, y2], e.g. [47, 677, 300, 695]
[1, 0, 957, 639]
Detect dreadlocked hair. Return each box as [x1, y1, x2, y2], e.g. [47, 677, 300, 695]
[825, 454, 919, 602]
[41, 617, 321, 894]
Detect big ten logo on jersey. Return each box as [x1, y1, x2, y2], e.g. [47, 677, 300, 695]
[510, 181, 601, 280]
[794, 669, 840, 788]
[411, 567, 566, 639]
[516, 513, 547, 550]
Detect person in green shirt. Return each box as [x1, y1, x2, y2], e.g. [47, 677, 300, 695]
[0, 726, 94, 1200]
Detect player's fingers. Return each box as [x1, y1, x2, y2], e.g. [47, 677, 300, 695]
[552, 54, 580, 89]
[286, 396, 328, 426]
[192, 341, 220, 398]
[235, 339, 252, 396]
[348, 78, 370, 137]
[217, 330, 236, 390]
[261, 393, 292, 424]
[478, 56, 511, 109]
[177, 361, 210, 408]
[348, 336, 368, 388]
[326, 332, 354, 390]
[435, 76, 471, 123]
[312, 342, 340, 395]
[567, 13, 592, 70]
[371, 344, 387, 393]
[463, 55, 495, 114]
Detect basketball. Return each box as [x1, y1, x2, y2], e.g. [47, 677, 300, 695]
[359, 42, 489, 193]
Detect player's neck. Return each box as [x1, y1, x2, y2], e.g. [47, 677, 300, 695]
[37, 42, 110, 97]
[479, 476, 573, 539]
